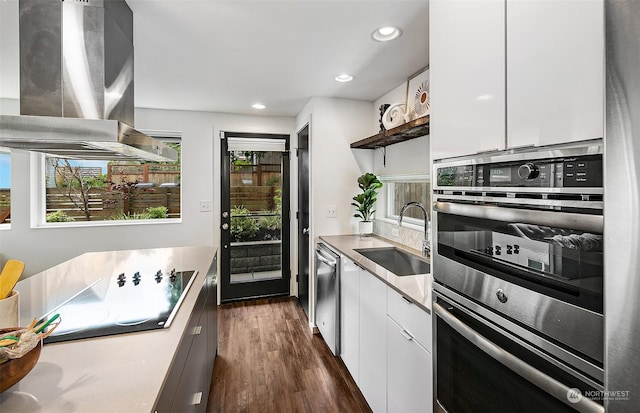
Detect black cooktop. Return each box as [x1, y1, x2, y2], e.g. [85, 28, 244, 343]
[44, 269, 197, 344]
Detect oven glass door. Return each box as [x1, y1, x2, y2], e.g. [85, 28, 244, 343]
[436, 205, 602, 313]
[434, 296, 603, 413]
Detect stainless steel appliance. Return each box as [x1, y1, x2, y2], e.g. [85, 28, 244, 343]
[604, 1, 640, 411]
[315, 242, 340, 356]
[432, 140, 604, 412]
[43, 268, 197, 343]
[0, 0, 177, 162]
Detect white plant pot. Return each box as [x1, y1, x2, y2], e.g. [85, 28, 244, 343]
[359, 221, 374, 237]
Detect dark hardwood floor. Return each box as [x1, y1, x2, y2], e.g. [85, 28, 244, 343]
[207, 297, 371, 413]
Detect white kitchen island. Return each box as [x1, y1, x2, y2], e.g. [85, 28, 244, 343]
[0, 245, 217, 413]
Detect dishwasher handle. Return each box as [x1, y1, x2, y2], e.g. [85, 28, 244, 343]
[316, 246, 338, 267]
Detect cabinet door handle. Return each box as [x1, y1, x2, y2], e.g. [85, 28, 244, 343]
[475, 147, 501, 154]
[192, 391, 203, 405]
[401, 295, 413, 305]
[400, 329, 414, 341]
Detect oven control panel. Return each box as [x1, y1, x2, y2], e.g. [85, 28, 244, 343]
[436, 154, 602, 188]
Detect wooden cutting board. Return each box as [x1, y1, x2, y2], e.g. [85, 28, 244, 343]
[0, 260, 25, 300]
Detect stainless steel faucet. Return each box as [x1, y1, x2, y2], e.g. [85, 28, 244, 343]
[398, 201, 430, 258]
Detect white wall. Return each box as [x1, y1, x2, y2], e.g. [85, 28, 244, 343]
[369, 81, 431, 250]
[294, 97, 374, 328]
[0, 98, 296, 279]
[309, 97, 375, 236]
[372, 83, 431, 176]
[293, 91, 430, 329]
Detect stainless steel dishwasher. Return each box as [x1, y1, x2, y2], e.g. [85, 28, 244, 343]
[315, 242, 340, 356]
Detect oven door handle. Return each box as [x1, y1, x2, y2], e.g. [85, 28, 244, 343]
[433, 201, 603, 234]
[433, 302, 604, 413]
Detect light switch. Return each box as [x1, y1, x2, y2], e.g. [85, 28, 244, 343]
[326, 205, 337, 218]
[199, 200, 212, 212]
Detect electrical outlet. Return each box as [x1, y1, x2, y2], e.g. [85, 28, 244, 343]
[326, 205, 337, 218]
[392, 228, 400, 238]
[199, 200, 212, 212]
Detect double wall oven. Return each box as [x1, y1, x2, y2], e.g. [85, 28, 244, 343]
[432, 139, 604, 413]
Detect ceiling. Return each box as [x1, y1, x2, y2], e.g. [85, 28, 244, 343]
[0, 0, 429, 118]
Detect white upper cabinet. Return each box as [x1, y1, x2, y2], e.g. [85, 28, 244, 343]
[506, 0, 604, 147]
[430, 0, 506, 160]
[430, 0, 604, 160]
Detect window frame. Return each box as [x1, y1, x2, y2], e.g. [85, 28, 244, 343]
[0, 148, 10, 230]
[377, 174, 431, 231]
[33, 132, 183, 228]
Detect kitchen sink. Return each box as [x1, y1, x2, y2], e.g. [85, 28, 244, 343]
[354, 247, 430, 276]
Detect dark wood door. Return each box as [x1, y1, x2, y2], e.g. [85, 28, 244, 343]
[297, 124, 310, 318]
[220, 132, 291, 302]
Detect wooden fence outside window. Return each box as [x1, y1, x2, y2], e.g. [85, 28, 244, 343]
[0, 189, 9, 224]
[107, 164, 181, 186]
[45, 187, 181, 221]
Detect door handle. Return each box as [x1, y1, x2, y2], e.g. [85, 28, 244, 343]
[433, 201, 603, 234]
[433, 302, 604, 413]
[222, 223, 229, 230]
[302, 227, 310, 235]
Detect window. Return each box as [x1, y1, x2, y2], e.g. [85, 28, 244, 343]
[379, 175, 431, 226]
[0, 149, 10, 226]
[42, 136, 181, 224]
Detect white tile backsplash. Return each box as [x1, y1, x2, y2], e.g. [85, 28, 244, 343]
[373, 219, 429, 251]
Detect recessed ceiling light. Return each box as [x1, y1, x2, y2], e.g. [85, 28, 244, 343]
[252, 103, 266, 109]
[371, 26, 402, 42]
[335, 74, 354, 83]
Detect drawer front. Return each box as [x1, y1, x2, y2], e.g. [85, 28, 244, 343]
[387, 316, 433, 413]
[387, 287, 432, 351]
[155, 280, 208, 412]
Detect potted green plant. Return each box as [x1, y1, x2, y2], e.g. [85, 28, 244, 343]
[351, 172, 383, 236]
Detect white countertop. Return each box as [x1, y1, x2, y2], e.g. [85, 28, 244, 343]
[319, 235, 432, 313]
[0, 245, 216, 413]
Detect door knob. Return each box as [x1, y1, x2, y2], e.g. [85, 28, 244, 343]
[302, 227, 310, 235]
[222, 211, 229, 218]
[222, 223, 229, 230]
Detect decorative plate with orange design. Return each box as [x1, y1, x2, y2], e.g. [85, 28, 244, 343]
[414, 80, 430, 117]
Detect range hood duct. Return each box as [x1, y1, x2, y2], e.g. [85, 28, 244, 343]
[0, 0, 178, 162]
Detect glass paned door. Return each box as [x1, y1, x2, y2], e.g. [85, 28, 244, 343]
[230, 151, 282, 283]
[220, 133, 290, 302]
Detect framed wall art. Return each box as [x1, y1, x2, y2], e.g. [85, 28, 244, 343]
[405, 67, 430, 121]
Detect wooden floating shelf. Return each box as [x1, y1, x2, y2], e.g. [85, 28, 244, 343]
[350, 116, 430, 150]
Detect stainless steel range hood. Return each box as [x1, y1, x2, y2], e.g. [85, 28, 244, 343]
[0, 0, 178, 162]
[0, 114, 177, 161]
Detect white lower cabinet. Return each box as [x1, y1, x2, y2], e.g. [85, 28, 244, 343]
[340, 256, 361, 382]
[387, 316, 433, 413]
[338, 253, 433, 413]
[358, 269, 388, 413]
